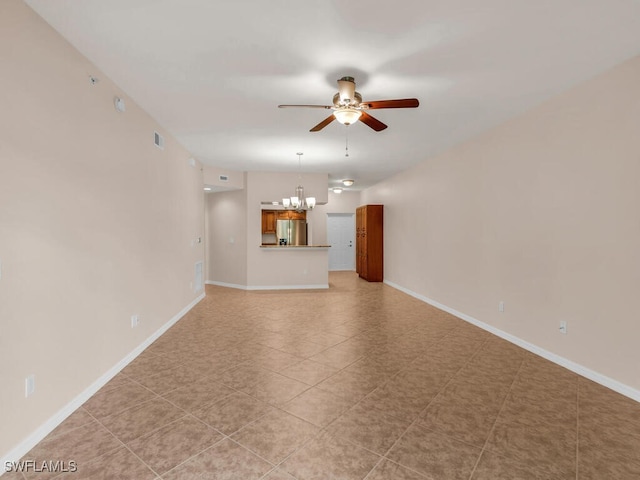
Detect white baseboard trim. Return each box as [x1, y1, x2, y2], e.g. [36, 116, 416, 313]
[206, 280, 248, 290]
[206, 280, 329, 291]
[385, 279, 640, 403]
[247, 284, 329, 291]
[0, 293, 206, 471]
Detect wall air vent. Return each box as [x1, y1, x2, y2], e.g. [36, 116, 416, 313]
[219, 175, 229, 182]
[154, 131, 164, 150]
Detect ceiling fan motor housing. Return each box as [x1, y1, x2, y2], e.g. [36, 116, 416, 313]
[337, 76, 359, 105]
[333, 92, 362, 107]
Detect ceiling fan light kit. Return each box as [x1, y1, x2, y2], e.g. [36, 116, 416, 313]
[334, 108, 362, 125]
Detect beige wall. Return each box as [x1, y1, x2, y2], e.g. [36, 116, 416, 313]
[203, 165, 244, 191]
[0, 0, 204, 459]
[362, 55, 640, 393]
[205, 187, 248, 286]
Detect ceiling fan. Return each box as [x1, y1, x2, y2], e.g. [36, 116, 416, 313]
[278, 76, 419, 132]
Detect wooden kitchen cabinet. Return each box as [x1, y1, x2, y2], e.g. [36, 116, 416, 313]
[261, 210, 277, 234]
[356, 204, 383, 282]
[263, 210, 306, 234]
[289, 211, 306, 220]
[275, 210, 306, 221]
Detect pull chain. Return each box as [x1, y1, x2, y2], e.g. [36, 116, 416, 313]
[345, 126, 349, 157]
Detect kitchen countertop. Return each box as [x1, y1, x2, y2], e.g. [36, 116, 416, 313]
[259, 245, 331, 249]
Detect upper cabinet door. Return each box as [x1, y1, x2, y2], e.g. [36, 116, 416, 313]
[274, 210, 307, 221]
[262, 211, 277, 234]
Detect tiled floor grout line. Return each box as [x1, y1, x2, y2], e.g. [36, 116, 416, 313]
[360, 456, 387, 480]
[334, 333, 495, 478]
[465, 356, 527, 480]
[228, 383, 361, 478]
[236, 387, 348, 467]
[86, 374, 255, 480]
[271, 417, 380, 479]
[236, 365, 403, 480]
[157, 436, 228, 479]
[171, 359, 337, 477]
[37, 407, 97, 443]
[225, 436, 278, 467]
[115, 438, 164, 479]
[368, 457, 431, 480]
[266, 428, 317, 477]
[149, 409, 279, 479]
[82, 407, 164, 479]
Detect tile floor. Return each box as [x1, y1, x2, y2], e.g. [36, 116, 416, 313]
[8, 272, 640, 479]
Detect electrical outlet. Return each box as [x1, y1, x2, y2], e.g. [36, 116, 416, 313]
[131, 315, 139, 328]
[559, 321, 567, 334]
[25, 375, 35, 397]
[498, 301, 505, 312]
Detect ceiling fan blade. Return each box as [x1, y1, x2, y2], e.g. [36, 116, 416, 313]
[361, 98, 419, 109]
[310, 115, 336, 132]
[278, 104, 333, 109]
[359, 111, 387, 131]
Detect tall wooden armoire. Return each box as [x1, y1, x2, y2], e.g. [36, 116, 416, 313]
[355, 204, 383, 282]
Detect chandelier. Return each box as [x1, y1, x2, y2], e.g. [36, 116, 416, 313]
[283, 153, 315, 211]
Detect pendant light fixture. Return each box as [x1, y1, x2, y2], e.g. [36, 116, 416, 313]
[282, 153, 315, 211]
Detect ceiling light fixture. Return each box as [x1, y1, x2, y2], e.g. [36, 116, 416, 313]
[204, 187, 212, 192]
[282, 153, 315, 211]
[333, 187, 343, 194]
[342, 179, 354, 187]
[333, 108, 362, 126]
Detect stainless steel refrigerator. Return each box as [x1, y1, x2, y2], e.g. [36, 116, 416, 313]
[276, 219, 307, 246]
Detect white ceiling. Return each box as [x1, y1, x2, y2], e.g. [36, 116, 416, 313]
[25, 0, 640, 190]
